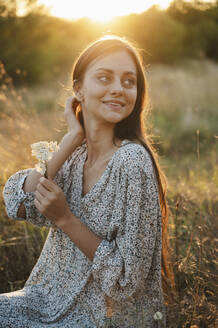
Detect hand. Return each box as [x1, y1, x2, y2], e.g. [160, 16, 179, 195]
[34, 177, 72, 228]
[64, 96, 84, 139]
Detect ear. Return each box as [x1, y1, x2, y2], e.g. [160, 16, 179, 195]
[73, 81, 84, 102]
[76, 92, 84, 102]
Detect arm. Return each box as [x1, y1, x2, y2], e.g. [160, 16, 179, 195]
[22, 95, 84, 195]
[3, 96, 84, 224]
[19, 96, 84, 219]
[17, 131, 83, 219]
[49, 202, 103, 262]
[86, 146, 161, 304]
[90, 159, 160, 301]
[33, 176, 103, 255]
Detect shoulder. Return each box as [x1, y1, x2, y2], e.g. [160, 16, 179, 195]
[55, 142, 86, 183]
[116, 140, 155, 177]
[63, 142, 86, 168]
[119, 140, 148, 162]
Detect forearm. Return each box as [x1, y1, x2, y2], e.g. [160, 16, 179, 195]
[23, 131, 83, 193]
[59, 213, 102, 262]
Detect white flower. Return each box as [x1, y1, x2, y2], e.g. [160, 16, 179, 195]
[31, 141, 59, 176]
[153, 311, 163, 321]
[48, 141, 59, 152]
[31, 141, 59, 162]
[35, 162, 46, 175]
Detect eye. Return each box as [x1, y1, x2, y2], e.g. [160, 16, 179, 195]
[123, 78, 136, 88]
[97, 75, 110, 82]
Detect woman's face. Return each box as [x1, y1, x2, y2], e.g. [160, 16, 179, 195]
[77, 50, 137, 125]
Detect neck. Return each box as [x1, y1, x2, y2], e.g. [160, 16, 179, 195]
[83, 120, 121, 167]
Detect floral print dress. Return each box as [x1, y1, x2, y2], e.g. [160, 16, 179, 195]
[1, 139, 166, 328]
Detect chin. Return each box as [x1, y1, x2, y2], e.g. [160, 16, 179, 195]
[105, 116, 124, 124]
[105, 112, 129, 123]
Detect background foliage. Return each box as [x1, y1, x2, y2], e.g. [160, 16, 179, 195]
[1, 0, 218, 84]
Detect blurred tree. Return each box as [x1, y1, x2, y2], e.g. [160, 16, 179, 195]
[0, 0, 46, 17]
[1, 0, 218, 85]
[139, 6, 186, 63]
[167, 0, 218, 59]
[0, 0, 17, 16]
[109, 6, 186, 64]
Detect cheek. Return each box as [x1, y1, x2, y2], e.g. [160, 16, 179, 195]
[128, 89, 137, 106]
[83, 82, 106, 101]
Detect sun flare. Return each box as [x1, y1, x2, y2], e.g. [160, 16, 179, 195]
[36, 0, 173, 22]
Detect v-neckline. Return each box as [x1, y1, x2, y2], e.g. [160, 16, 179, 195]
[80, 139, 128, 201]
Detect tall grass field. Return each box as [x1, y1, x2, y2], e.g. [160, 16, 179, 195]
[0, 59, 217, 327]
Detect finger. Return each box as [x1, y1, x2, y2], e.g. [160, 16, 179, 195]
[71, 97, 80, 112]
[36, 182, 49, 197]
[34, 198, 43, 212]
[72, 98, 80, 112]
[39, 177, 57, 192]
[65, 96, 79, 114]
[35, 190, 44, 203]
[35, 193, 51, 212]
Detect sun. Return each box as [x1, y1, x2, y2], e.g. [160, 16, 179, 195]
[36, 0, 173, 22]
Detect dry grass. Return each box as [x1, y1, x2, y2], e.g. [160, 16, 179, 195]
[147, 59, 218, 118]
[0, 60, 217, 327]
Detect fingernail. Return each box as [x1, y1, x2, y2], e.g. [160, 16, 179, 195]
[40, 177, 45, 183]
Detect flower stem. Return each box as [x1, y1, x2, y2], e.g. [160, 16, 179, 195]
[44, 161, 48, 179]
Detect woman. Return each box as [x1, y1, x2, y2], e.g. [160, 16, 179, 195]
[1, 35, 174, 327]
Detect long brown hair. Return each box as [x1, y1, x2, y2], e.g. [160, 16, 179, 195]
[71, 35, 175, 297]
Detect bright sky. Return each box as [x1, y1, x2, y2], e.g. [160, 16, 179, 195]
[36, 0, 173, 22]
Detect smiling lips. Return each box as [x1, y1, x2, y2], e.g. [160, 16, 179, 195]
[102, 100, 125, 109]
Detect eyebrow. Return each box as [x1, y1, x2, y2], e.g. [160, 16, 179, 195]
[96, 68, 137, 76]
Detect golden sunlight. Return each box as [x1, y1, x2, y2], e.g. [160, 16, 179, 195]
[37, 0, 172, 21]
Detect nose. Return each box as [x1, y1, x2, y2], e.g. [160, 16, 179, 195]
[110, 78, 123, 95]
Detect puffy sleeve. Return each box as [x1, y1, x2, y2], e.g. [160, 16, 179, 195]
[91, 146, 161, 301]
[2, 165, 65, 228]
